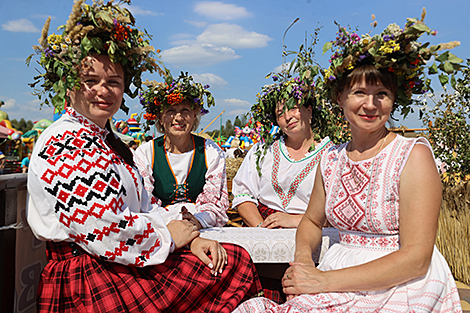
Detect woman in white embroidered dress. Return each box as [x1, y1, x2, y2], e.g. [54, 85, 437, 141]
[234, 13, 462, 313]
[134, 74, 228, 230]
[232, 77, 332, 229]
[26, 2, 261, 312]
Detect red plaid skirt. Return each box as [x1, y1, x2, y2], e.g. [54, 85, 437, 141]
[258, 203, 280, 220]
[37, 241, 263, 313]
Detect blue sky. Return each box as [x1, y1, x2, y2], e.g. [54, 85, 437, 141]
[1, 0, 469, 133]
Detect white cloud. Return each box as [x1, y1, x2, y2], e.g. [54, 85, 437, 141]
[184, 20, 207, 28]
[160, 44, 240, 66]
[227, 108, 250, 116]
[192, 73, 228, 89]
[169, 33, 197, 46]
[217, 98, 251, 108]
[2, 19, 39, 33]
[122, 5, 162, 16]
[2, 98, 17, 111]
[2, 98, 54, 122]
[194, 1, 252, 20]
[197, 23, 272, 49]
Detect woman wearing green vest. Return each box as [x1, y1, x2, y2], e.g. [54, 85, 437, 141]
[136, 73, 229, 230]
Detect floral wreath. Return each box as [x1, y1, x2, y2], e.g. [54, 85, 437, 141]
[26, 0, 165, 114]
[139, 71, 215, 131]
[322, 8, 464, 117]
[252, 72, 318, 147]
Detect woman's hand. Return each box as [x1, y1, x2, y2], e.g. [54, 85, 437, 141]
[262, 212, 303, 229]
[181, 206, 203, 230]
[166, 219, 199, 249]
[282, 262, 326, 301]
[190, 237, 228, 276]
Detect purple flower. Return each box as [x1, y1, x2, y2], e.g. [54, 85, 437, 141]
[204, 84, 210, 89]
[44, 48, 55, 57]
[328, 75, 336, 81]
[200, 108, 209, 115]
[194, 98, 200, 104]
[383, 35, 392, 42]
[113, 19, 118, 27]
[272, 75, 279, 82]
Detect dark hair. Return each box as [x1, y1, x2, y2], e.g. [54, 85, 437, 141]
[105, 120, 135, 168]
[333, 64, 398, 110]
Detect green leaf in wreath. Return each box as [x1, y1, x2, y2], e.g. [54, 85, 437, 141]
[438, 74, 449, 85]
[435, 51, 449, 62]
[428, 63, 438, 74]
[322, 42, 332, 55]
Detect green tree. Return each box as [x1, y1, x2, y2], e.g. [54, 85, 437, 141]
[421, 59, 470, 184]
[234, 114, 248, 129]
[11, 118, 34, 133]
[224, 119, 234, 138]
[234, 116, 242, 128]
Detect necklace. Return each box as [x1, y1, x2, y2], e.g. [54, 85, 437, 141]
[284, 136, 316, 161]
[346, 132, 389, 188]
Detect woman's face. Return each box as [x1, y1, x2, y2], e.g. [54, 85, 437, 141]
[159, 101, 197, 139]
[337, 78, 394, 134]
[69, 55, 125, 128]
[275, 100, 312, 137]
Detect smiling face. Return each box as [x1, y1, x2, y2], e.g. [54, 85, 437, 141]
[159, 101, 198, 139]
[275, 100, 313, 138]
[68, 55, 125, 128]
[337, 77, 395, 135]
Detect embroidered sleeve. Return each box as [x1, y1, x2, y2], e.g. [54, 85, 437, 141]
[194, 140, 229, 227]
[28, 127, 173, 267]
[231, 144, 261, 209]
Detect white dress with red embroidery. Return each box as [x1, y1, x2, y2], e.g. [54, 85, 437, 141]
[232, 137, 332, 213]
[234, 135, 461, 312]
[134, 138, 229, 228]
[27, 108, 174, 267]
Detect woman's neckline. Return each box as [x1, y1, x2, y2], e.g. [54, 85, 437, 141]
[280, 136, 327, 162]
[344, 134, 398, 164]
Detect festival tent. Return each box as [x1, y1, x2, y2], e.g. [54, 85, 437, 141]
[0, 125, 12, 139]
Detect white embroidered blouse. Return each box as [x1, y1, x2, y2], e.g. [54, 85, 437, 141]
[134, 138, 229, 228]
[232, 137, 332, 214]
[27, 108, 174, 267]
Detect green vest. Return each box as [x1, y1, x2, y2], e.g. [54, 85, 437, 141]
[152, 135, 208, 207]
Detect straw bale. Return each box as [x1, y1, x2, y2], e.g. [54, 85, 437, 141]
[436, 180, 470, 284]
[226, 157, 244, 181]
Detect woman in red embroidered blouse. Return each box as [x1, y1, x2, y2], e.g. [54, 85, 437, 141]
[26, 2, 261, 312]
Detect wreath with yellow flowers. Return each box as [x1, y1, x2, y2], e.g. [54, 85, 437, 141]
[26, 0, 164, 114]
[322, 8, 464, 118]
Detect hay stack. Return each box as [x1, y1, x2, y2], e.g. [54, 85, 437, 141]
[226, 157, 244, 181]
[436, 180, 470, 284]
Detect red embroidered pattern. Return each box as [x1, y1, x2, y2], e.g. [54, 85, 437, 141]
[323, 137, 417, 235]
[37, 109, 161, 264]
[339, 230, 399, 251]
[271, 140, 333, 209]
